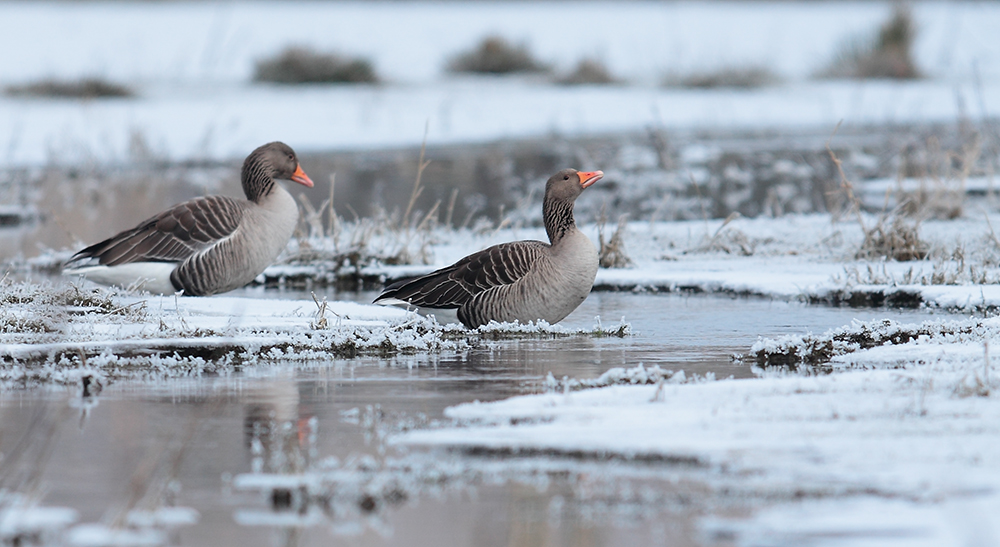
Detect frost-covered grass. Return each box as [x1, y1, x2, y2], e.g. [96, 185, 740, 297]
[750, 316, 999, 374]
[0, 277, 633, 388]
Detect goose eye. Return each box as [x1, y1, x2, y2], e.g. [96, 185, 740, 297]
[563, 174, 570, 180]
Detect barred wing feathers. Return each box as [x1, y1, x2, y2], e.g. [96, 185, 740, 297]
[376, 240, 547, 309]
[66, 196, 246, 267]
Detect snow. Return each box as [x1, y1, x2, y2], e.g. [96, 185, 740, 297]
[0, 278, 637, 385]
[7, 213, 1000, 542]
[4, 1, 1000, 540]
[2, 1, 1000, 165]
[0, 501, 78, 541]
[283, 211, 1000, 312]
[397, 319, 1000, 545]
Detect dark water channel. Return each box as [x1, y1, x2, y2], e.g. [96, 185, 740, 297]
[0, 291, 939, 547]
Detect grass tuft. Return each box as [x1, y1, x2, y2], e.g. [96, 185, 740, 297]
[855, 215, 928, 261]
[446, 36, 550, 75]
[557, 58, 620, 85]
[664, 66, 780, 89]
[5, 77, 134, 99]
[819, 4, 921, 80]
[598, 212, 633, 268]
[254, 46, 378, 84]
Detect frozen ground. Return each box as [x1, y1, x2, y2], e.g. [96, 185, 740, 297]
[2, 1, 1000, 165]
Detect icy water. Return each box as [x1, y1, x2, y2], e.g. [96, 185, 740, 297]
[0, 291, 939, 547]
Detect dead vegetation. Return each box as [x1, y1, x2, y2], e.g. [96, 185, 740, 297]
[597, 207, 632, 268]
[254, 46, 378, 84]
[664, 65, 781, 89]
[447, 36, 550, 75]
[557, 58, 620, 85]
[819, 4, 921, 80]
[686, 212, 757, 256]
[285, 133, 441, 277]
[826, 125, 931, 262]
[5, 77, 134, 99]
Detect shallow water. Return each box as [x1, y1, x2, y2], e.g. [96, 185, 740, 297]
[0, 291, 940, 546]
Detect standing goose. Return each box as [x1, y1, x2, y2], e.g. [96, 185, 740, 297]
[375, 168, 603, 328]
[63, 142, 314, 296]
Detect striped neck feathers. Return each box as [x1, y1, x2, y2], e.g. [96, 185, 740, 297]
[543, 196, 577, 244]
[241, 152, 276, 203]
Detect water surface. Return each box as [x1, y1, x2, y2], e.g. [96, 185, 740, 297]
[0, 291, 940, 546]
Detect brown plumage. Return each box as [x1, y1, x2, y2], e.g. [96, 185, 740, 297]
[375, 168, 603, 328]
[64, 142, 314, 296]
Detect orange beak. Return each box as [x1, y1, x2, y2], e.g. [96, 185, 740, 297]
[578, 170, 604, 188]
[291, 164, 314, 187]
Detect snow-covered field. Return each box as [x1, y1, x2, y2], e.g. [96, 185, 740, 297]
[2, 1, 1000, 165]
[5, 1, 1000, 545]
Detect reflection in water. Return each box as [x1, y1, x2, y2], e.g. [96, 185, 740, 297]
[237, 376, 321, 547]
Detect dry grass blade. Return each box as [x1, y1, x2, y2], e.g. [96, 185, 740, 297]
[826, 120, 867, 228]
[402, 124, 432, 233]
[445, 187, 459, 229]
[311, 291, 338, 329]
[327, 173, 341, 253]
[297, 192, 326, 240]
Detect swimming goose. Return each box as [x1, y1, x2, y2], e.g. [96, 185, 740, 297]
[63, 142, 314, 296]
[375, 168, 603, 328]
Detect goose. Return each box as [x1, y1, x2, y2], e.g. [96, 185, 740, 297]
[63, 141, 314, 296]
[375, 168, 603, 328]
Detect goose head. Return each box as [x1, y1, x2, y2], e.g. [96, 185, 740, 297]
[545, 168, 603, 203]
[260, 141, 314, 187]
[542, 168, 603, 243]
[242, 141, 314, 202]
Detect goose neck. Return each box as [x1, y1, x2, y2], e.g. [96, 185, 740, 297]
[543, 196, 576, 244]
[241, 155, 275, 203]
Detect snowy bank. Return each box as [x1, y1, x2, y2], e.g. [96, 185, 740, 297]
[397, 316, 1000, 545]
[256, 212, 1000, 312]
[0, 279, 630, 387]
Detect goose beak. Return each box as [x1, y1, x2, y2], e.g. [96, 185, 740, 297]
[577, 170, 604, 188]
[290, 164, 314, 187]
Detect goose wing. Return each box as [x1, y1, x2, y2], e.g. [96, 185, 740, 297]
[66, 196, 247, 267]
[376, 240, 547, 309]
